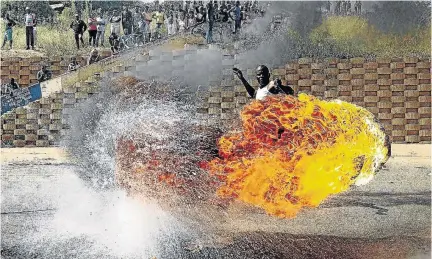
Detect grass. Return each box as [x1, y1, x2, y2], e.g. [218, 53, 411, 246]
[309, 16, 431, 57]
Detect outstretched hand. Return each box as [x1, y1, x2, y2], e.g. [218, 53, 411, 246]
[233, 68, 243, 79]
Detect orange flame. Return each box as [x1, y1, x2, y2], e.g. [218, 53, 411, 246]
[208, 94, 389, 218]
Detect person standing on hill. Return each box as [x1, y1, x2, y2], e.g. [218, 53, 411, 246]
[88, 12, 98, 47]
[70, 14, 87, 50]
[121, 6, 133, 35]
[24, 7, 36, 50]
[110, 10, 122, 35]
[37, 64, 52, 83]
[96, 12, 106, 47]
[142, 6, 153, 42]
[2, 14, 16, 50]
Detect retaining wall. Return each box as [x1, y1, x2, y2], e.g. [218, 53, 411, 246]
[1, 48, 430, 147]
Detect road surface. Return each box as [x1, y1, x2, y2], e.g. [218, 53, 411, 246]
[1, 145, 430, 259]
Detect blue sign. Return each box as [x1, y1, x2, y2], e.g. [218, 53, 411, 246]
[1, 83, 42, 115]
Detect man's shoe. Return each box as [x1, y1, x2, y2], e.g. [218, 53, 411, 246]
[26, 47, 30, 50]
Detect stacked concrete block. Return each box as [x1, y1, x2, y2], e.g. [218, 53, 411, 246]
[0, 53, 112, 87]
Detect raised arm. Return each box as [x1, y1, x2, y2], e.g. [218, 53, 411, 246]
[233, 68, 255, 98]
[274, 78, 294, 95]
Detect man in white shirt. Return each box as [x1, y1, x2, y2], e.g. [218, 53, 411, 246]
[109, 10, 122, 35]
[96, 12, 106, 47]
[233, 65, 294, 100]
[24, 7, 36, 50]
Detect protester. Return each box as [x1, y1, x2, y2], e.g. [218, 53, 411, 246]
[121, 6, 133, 35]
[109, 32, 120, 54]
[87, 48, 100, 65]
[96, 12, 106, 47]
[153, 6, 165, 39]
[24, 7, 36, 50]
[8, 78, 19, 90]
[37, 64, 52, 83]
[233, 65, 294, 100]
[110, 10, 122, 35]
[2, 14, 16, 49]
[232, 1, 241, 34]
[68, 57, 80, 72]
[70, 14, 87, 50]
[88, 12, 98, 47]
[206, 2, 215, 44]
[178, 12, 186, 34]
[142, 6, 152, 42]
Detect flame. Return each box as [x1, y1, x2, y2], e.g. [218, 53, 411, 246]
[208, 94, 389, 218]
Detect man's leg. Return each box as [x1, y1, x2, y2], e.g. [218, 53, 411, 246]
[80, 33, 85, 45]
[25, 27, 30, 49]
[74, 33, 80, 49]
[100, 30, 105, 46]
[29, 27, 34, 48]
[2, 33, 7, 48]
[96, 31, 100, 47]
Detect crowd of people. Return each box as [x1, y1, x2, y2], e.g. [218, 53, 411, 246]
[324, 1, 362, 16]
[1, 1, 263, 52]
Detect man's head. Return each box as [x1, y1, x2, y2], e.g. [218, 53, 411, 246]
[10, 78, 15, 84]
[41, 64, 48, 71]
[135, 6, 139, 12]
[144, 5, 149, 11]
[123, 6, 127, 11]
[25, 7, 30, 14]
[256, 65, 271, 87]
[158, 6, 163, 12]
[236, 1, 240, 7]
[91, 48, 98, 56]
[75, 14, 79, 20]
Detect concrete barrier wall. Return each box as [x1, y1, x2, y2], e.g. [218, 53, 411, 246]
[1, 49, 430, 147]
[0, 53, 112, 87]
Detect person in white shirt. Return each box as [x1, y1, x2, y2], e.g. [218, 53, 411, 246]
[96, 12, 106, 47]
[109, 10, 122, 35]
[233, 65, 294, 100]
[24, 7, 36, 50]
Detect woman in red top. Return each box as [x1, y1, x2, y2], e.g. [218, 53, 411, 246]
[88, 12, 98, 47]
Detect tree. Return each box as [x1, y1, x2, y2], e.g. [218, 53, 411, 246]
[367, 1, 431, 34]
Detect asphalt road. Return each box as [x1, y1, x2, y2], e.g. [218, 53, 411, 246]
[1, 146, 430, 259]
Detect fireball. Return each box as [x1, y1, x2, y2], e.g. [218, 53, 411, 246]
[208, 93, 389, 218]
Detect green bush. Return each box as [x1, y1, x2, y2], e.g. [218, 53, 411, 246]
[309, 16, 431, 57]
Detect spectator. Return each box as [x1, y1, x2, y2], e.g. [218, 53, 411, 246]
[206, 2, 214, 44]
[137, 16, 147, 45]
[33, 22, 37, 48]
[24, 7, 36, 50]
[121, 6, 133, 35]
[142, 6, 152, 42]
[153, 6, 165, 39]
[166, 14, 174, 36]
[187, 10, 195, 28]
[68, 57, 80, 72]
[70, 14, 87, 50]
[88, 12, 98, 47]
[96, 12, 106, 47]
[8, 78, 19, 90]
[37, 65, 52, 83]
[354, 1, 362, 15]
[231, 1, 241, 34]
[109, 32, 120, 54]
[178, 12, 186, 34]
[132, 6, 142, 35]
[87, 48, 100, 65]
[110, 10, 122, 35]
[2, 14, 16, 50]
